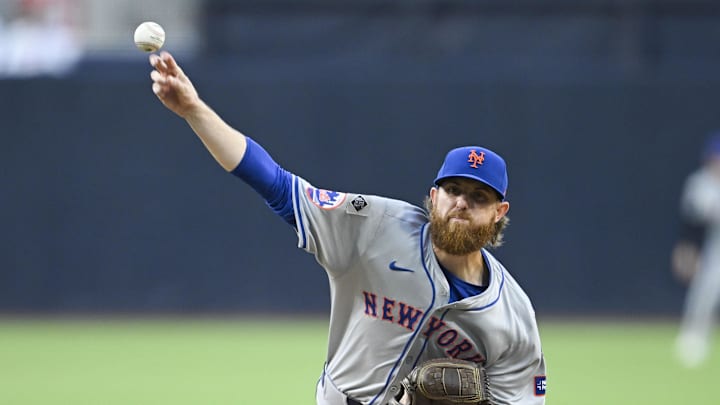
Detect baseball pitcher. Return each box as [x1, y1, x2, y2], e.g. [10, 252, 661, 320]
[148, 51, 547, 405]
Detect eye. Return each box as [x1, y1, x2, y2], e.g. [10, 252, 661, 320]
[472, 189, 497, 203]
[445, 185, 461, 195]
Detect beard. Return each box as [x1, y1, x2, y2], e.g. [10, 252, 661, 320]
[429, 207, 496, 255]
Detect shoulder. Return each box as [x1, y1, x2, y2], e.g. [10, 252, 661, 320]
[337, 190, 427, 224]
[484, 250, 537, 311]
[373, 196, 427, 231]
[685, 169, 715, 190]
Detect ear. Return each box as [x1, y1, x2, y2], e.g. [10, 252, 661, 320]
[429, 186, 438, 204]
[495, 201, 510, 222]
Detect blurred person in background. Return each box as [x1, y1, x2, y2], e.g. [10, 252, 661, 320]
[0, 0, 83, 78]
[673, 132, 720, 368]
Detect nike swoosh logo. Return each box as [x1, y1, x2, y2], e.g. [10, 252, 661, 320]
[388, 261, 415, 273]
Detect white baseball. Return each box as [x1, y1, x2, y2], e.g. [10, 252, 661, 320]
[134, 21, 165, 52]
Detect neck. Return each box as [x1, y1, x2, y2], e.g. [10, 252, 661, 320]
[433, 245, 488, 286]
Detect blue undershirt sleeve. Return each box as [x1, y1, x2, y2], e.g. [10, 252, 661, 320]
[230, 137, 295, 227]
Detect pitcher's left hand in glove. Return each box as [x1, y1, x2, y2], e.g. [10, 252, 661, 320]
[390, 358, 494, 405]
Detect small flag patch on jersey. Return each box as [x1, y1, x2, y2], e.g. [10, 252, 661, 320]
[534, 376, 546, 396]
[306, 186, 346, 210]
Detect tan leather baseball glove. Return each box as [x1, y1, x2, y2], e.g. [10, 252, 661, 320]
[390, 358, 494, 405]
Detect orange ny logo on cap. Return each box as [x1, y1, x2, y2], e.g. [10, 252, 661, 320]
[467, 150, 485, 168]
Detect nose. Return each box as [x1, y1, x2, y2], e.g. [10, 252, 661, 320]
[454, 194, 469, 209]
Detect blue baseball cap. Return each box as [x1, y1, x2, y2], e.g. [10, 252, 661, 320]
[434, 146, 508, 200]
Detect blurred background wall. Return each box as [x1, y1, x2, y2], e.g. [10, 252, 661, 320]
[2, 0, 719, 316]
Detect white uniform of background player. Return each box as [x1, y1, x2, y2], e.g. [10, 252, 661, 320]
[147, 51, 546, 404]
[675, 134, 720, 368]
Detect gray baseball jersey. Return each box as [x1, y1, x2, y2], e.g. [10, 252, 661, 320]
[291, 176, 546, 405]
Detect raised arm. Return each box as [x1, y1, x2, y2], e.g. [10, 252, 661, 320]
[149, 51, 246, 171]
[148, 51, 296, 226]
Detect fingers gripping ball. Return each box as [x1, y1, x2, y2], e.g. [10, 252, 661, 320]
[398, 359, 494, 404]
[134, 21, 165, 52]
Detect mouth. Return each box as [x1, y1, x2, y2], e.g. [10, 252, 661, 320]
[448, 217, 469, 223]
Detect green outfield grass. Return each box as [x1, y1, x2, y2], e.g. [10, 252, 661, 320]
[0, 317, 716, 404]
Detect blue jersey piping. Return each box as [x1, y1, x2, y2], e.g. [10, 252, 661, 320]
[405, 257, 507, 370]
[409, 307, 452, 370]
[293, 176, 307, 249]
[369, 223, 435, 405]
[466, 269, 505, 312]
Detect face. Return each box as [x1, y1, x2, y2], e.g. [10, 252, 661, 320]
[429, 178, 510, 255]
